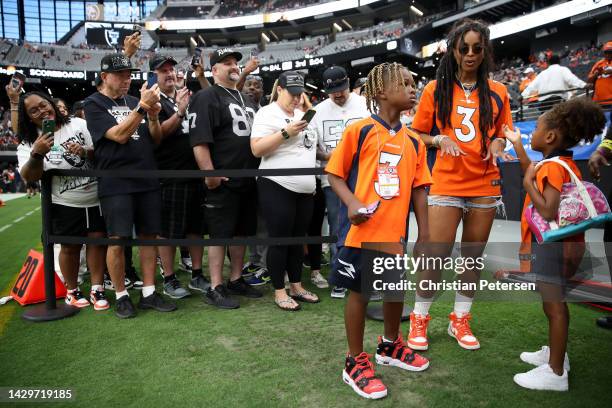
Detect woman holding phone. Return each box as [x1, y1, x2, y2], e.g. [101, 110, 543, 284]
[16, 91, 109, 311]
[250, 71, 320, 311]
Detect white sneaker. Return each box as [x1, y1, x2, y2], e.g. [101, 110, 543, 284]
[311, 271, 329, 288]
[331, 286, 347, 299]
[520, 346, 570, 372]
[513, 364, 568, 391]
[179, 257, 193, 272]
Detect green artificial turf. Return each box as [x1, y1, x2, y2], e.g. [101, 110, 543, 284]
[0, 196, 611, 407]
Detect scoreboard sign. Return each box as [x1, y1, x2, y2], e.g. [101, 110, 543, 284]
[85, 22, 138, 48]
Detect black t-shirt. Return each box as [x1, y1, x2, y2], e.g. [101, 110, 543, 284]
[83, 92, 159, 197]
[189, 85, 260, 191]
[155, 92, 199, 184]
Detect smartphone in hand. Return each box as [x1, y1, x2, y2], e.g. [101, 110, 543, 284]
[11, 72, 26, 90]
[357, 200, 381, 215]
[191, 47, 202, 67]
[42, 119, 56, 135]
[147, 72, 158, 89]
[301, 109, 316, 124]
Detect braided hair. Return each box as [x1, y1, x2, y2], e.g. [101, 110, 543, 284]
[435, 19, 494, 157]
[363, 62, 406, 113]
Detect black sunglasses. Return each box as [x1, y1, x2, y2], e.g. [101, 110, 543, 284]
[458, 44, 484, 55]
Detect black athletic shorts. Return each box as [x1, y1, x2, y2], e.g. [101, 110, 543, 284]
[51, 203, 106, 236]
[331, 246, 406, 301]
[100, 190, 161, 237]
[204, 185, 256, 238]
[160, 182, 205, 239]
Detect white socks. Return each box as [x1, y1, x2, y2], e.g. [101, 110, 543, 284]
[454, 292, 473, 317]
[142, 285, 155, 298]
[91, 284, 103, 292]
[414, 295, 433, 316]
[116, 290, 128, 299]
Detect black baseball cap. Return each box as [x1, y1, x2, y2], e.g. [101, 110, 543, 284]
[72, 100, 84, 112]
[322, 66, 349, 94]
[354, 77, 367, 89]
[100, 53, 139, 73]
[210, 48, 243, 66]
[278, 71, 305, 96]
[149, 55, 178, 71]
[94, 75, 103, 87]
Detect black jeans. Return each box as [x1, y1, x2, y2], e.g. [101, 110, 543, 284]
[307, 179, 326, 270]
[258, 177, 314, 290]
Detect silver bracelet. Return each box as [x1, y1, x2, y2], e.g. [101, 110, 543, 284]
[432, 135, 448, 148]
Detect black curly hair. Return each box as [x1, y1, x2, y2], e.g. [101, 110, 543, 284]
[434, 18, 494, 158]
[17, 91, 70, 145]
[543, 98, 606, 148]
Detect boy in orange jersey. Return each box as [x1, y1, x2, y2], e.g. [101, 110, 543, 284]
[326, 62, 431, 400]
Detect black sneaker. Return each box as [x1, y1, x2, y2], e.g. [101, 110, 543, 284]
[227, 277, 263, 298]
[115, 295, 136, 319]
[138, 292, 177, 312]
[205, 285, 240, 309]
[125, 267, 143, 290]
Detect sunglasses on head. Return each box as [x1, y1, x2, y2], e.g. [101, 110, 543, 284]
[458, 44, 484, 55]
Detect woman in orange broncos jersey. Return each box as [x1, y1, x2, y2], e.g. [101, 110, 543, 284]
[407, 19, 515, 352]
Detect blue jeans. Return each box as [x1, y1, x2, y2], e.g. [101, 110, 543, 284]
[323, 186, 340, 267]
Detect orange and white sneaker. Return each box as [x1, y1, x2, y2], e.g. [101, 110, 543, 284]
[90, 289, 110, 311]
[448, 312, 480, 350]
[342, 352, 387, 399]
[65, 289, 90, 308]
[375, 335, 430, 372]
[407, 312, 431, 350]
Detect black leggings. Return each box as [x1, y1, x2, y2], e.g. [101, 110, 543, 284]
[258, 177, 313, 290]
[307, 179, 326, 270]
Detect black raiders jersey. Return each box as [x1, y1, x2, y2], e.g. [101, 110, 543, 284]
[189, 84, 260, 190]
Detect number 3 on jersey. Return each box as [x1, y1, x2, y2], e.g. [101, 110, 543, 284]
[454, 105, 476, 142]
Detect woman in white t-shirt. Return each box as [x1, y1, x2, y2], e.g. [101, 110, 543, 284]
[17, 91, 109, 311]
[251, 71, 320, 311]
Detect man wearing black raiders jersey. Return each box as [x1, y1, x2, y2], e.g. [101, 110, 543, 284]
[190, 48, 262, 309]
[84, 53, 177, 318]
[151, 54, 206, 300]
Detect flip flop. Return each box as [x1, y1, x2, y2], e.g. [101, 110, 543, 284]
[290, 290, 320, 304]
[275, 298, 301, 311]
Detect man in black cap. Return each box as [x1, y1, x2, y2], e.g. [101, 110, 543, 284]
[312, 66, 369, 299]
[190, 48, 262, 309]
[352, 77, 367, 96]
[149, 54, 206, 299]
[83, 53, 177, 318]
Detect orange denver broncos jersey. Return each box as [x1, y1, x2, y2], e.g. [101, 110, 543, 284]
[412, 79, 513, 197]
[590, 59, 612, 105]
[325, 115, 432, 249]
[519, 154, 584, 272]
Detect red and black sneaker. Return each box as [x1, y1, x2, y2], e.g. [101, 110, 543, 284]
[342, 352, 387, 400]
[375, 335, 430, 372]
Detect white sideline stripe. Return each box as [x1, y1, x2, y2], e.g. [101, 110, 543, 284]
[0, 206, 40, 233]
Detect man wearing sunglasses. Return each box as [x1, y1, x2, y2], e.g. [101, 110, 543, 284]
[311, 66, 370, 298]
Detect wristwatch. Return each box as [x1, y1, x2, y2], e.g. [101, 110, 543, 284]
[135, 103, 146, 116]
[30, 152, 44, 161]
[281, 128, 290, 140]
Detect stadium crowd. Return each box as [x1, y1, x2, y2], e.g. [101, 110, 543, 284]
[1, 15, 612, 399]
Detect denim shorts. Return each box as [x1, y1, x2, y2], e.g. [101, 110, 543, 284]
[428, 195, 506, 217]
